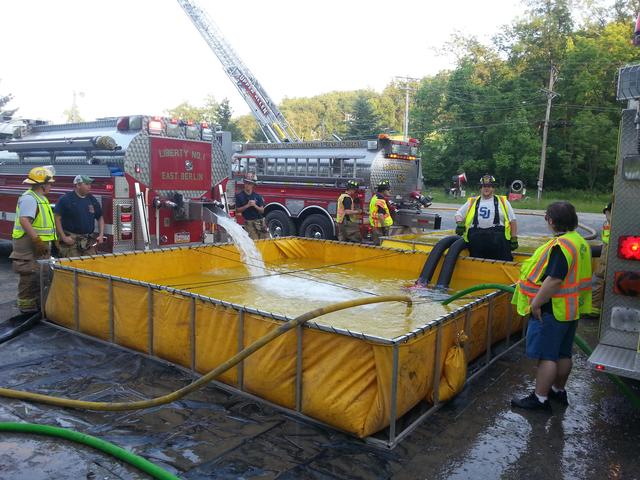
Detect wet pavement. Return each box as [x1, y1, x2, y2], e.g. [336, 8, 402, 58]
[1, 235, 639, 479]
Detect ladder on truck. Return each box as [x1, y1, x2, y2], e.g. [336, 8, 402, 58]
[176, 0, 300, 144]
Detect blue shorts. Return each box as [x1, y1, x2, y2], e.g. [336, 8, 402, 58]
[525, 312, 578, 361]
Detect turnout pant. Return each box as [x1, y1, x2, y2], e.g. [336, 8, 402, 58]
[338, 222, 361, 242]
[467, 226, 513, 261]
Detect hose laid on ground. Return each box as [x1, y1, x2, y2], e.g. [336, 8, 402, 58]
[0, 295, 412, 411]
[415, 235, 459, 286]
[0, 312, 41, 345]
[435, 238, 468, 289]
[441, 283, 640, 409]
[0, 422, 180, 480]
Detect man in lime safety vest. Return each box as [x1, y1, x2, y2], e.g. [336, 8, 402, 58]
[9, 166, 57, 313]
[454, 174, 518, 261]
[369, 180, 393, 245]
[591, 201, 611, 316]
[511, 201, 592, 412]
[336, 180, 362, 242]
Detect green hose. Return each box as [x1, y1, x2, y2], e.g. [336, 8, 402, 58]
[441, 283, 515, 305]
[0, 422, 180, 480]
[441, 283, 640, 409]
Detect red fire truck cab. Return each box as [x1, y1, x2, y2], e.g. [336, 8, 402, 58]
[0, 116, 231, 253]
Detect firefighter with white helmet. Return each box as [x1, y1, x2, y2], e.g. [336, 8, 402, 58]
[235, 173, 268, 240]
[369, 180, 393, 245]
[9, 166, 57, 313]
[336, 180, 362, 242]
[454, 174, 518, 261]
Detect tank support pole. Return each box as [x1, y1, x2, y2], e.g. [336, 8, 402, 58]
[464, 309, 472, 362]
[108, 278, 114, 343]
[190, 298, 196, 371]
[389, 344, 400, 444]
[485, 299, 494, 365]
[505, 301, 513, 348]
[432, 327, 443, 405]
[295, 324, 303, 412]
[73, 271, 79, 330]
[39, 262, 46, 318]
[237, 309, 244, 391]
[147, 286, 154, 356]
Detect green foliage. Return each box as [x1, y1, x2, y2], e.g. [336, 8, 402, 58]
[167, 0, 636, 193]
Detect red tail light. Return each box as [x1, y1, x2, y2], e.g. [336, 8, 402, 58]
[121, 214, 132, 222]
[618, 236, 640, 260]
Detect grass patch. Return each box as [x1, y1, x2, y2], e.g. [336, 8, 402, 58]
[423, 188, 610, 214]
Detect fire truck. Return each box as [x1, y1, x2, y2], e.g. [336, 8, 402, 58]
[230, 134, 441, 239]
[587, 64, 640, 380]
[0, 115, 231, 252]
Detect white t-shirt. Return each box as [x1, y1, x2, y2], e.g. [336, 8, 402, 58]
[17, 193, 38, 219]
[456, 196, 516, 229]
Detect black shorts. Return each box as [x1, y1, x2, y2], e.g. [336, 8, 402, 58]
[467, 226, 513, 261]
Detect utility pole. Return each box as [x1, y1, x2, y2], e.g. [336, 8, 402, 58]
[394, 76, 419, 141]
[537, 65, 559, 202]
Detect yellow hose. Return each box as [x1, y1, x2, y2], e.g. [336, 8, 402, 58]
[0, 295, 411, 411]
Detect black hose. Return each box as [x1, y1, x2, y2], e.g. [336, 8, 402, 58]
[435, 238, 469, 289]
[0, 312, 41, 345]
[416, 235, 460, 286]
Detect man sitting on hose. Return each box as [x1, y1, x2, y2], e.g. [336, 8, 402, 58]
[454, 174, 518, 261]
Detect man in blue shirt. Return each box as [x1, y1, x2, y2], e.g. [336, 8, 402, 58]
[235, 174, 268, 240]
[54, 175, 105, 257]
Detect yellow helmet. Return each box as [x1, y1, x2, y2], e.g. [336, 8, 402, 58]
[23, 166, 55, 185]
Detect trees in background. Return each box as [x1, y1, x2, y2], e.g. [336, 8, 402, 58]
[168, 0, 637, 192]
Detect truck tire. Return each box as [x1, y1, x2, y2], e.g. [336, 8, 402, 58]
[266, 210, 296, 238]
[299, 214, 335, 240]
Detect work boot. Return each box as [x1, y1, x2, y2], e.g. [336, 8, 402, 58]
[511, 392, 552, 413]
[548, 389, 569, 406]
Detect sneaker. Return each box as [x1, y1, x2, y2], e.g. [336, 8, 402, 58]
[511, 392, 552, 412]
[548, 389, 569, 406]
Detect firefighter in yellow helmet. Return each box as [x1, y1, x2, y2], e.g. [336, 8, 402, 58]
[9, 166, 57, 313]
[336, 180, 362, 242]
[454, 174, 518, 261]
[369, 180, 393, 245]
[511, 201, 592, 412]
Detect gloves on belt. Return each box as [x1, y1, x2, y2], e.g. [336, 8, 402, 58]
[33, 237, 49, 257]
[510, 237, 519, 251]
[455, 223, 465, 236]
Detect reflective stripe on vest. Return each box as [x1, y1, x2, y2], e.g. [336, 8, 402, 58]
[336, 193, 351, 224]
[369, 195, 393, 228]
[463, 195, 511, 242]
[512, 230, 592, 321]
[601, 222, 610, 245]
[12, 189, 57, 241]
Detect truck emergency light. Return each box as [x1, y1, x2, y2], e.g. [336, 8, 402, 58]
[618, 236, 640, 260]
[148, 117, 164, 135]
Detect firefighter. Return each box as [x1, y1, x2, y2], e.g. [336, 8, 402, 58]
[454, 174, 518, 261]
[336, 180, 362, 242]
[591, 202, 611, 316]
[369, 180, 393, 245]
[9, 166, 57, 313]
[511, 201, 592, 411]
[235, 174, 268, 240]
[54, 175, 105, 257]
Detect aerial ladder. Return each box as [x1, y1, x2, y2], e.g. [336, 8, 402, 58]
[176, 0, 300, 144]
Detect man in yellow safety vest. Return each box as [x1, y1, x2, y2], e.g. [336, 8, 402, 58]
[511, 201, 592, 412]
[10, 166, 57, 313]
[336, 180, 362, 242]
[369, 180, 393, 245]
[455, 174, 518, 261]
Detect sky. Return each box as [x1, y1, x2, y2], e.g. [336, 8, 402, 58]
[1, 0, 526, 123]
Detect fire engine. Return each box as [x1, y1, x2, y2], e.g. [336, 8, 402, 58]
[231, 134, 441, 239]
[588, 64, 640, 380]
[0, 115, 231, 252]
